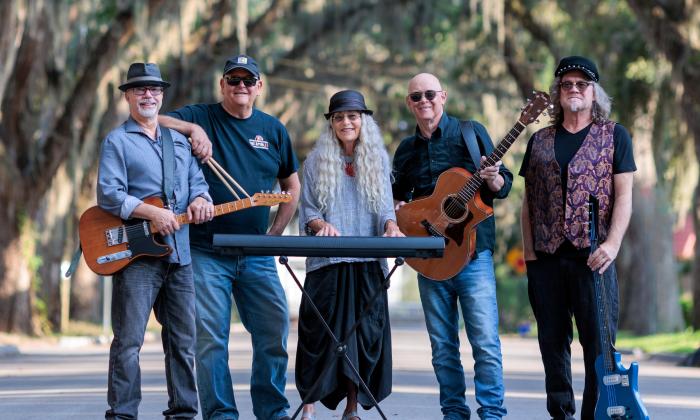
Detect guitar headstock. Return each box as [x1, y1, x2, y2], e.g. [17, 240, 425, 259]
[251, 191, 293, 207]
[519, 90, 552, 126]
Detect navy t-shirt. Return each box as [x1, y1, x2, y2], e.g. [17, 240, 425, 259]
[167, 104, 298, 249]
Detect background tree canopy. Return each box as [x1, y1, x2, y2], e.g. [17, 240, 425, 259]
[1, 0, 699, 339]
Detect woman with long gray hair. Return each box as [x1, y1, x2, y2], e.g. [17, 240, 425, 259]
[295, 90, 403, 420]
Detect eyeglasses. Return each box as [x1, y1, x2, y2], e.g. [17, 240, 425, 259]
[331, 112, 361, 123]
[559, 81, 592, 91]
[225, 76, 258, 87]
[131, 86, 164, 96]
[408, 90, 442, 102]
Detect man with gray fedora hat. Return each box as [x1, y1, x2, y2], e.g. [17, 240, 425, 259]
[520, 55, 636, 419]
[99, 62, 214, 419]
[160, 53, 300, 420]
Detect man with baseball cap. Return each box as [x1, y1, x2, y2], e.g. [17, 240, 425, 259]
[100, 62, 213, 419]
[159, 54, 300, 420]
[519, 56, 636, 419]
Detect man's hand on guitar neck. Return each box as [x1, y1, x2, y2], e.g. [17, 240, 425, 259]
[132, 203, 180, 236]
[187, 196, 214, 225]
[479, 157, 504, 192]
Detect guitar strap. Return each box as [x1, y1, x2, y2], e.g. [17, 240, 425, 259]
[460, 120, 482, 168]
[65, 125, 176, 278]
[161, 126, 176, 208]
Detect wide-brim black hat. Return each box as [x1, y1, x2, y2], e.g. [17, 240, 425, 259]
[118, 62, 171, 92]
[555, 56, 600, 82]
[324, 90, 373, 119]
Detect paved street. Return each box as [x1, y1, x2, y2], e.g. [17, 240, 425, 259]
[2, 323, 700, 419]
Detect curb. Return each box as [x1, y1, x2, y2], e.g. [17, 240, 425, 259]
[0, 344, 19, 358]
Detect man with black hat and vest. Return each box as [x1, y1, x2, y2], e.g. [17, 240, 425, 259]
[98, 62, 213, 419]
[159, 54, 300, 420]
[519, 56, 636, 419]
[392, 73, 511, 420]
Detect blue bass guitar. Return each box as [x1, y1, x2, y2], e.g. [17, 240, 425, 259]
[589, 197, 649, 419]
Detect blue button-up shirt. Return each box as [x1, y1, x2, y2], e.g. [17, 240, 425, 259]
[97, 117, 211, 265]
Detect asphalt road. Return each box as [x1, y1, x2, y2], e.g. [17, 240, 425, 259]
[1, 324, 699, 419]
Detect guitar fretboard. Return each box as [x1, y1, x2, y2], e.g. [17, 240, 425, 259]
[150, 197, 254, 232]
[456, 121, 527, 203]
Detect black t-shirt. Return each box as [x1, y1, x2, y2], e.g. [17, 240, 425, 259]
[519, 122, 636, 256]
[167, 104, 298, 248]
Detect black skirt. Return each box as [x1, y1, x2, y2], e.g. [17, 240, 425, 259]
[295, 261, 392, 410]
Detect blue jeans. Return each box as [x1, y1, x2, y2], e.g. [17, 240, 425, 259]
[191, 248, 290, 420]
[418, 250, 506, 420]
[106, 259, 198, 420]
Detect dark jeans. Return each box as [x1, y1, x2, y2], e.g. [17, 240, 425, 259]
[106, 259, 198, 420]
[526, 255, 618, 420]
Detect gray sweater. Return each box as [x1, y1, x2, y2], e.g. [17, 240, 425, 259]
[299, 151, 397, 274]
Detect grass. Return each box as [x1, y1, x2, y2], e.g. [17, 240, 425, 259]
[616, 329, 700, 354]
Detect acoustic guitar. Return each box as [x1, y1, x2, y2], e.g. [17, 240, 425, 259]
[78, 192, 292, 275]
[590, 196, 649, 419]
[396, 91, 551, 280]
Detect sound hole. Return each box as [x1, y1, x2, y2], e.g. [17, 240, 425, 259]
[443, 195, 466, 220]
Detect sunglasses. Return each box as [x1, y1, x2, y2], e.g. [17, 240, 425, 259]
[130, 86, 164, 96]
[225, 76, 258, 87]
[408, 90, 442, 102]
[559, 81, 592, 91]
[331, 112, 361, 124]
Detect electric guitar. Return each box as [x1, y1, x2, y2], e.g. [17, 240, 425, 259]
[396, 91, 551, 280]
[78, 192, 292, 275]
[590, 196, 649, 419]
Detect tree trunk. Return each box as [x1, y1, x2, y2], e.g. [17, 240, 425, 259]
[626, 0, 700, 328]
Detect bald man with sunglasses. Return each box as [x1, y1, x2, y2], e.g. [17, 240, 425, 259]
[392, 73, 511, 420]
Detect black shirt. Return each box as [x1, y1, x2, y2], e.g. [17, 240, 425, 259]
[392, 113, 513, 252]
[519, 122, 636, 257]
[167, 104, 299, 248]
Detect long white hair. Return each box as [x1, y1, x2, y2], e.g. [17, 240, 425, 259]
[311, 113, 389, 214]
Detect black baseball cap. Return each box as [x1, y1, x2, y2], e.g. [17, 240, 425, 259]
[222, 54, 260, 78]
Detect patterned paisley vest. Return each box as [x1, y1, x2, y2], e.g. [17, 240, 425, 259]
[524, 121, 615, 253]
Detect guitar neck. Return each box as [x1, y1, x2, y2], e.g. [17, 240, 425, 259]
[462, 121, 526, 198]
[149, 198, 255, 233]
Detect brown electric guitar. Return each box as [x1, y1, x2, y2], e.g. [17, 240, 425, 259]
[79, 192, 292, 275]
[396, 91, 551, 280]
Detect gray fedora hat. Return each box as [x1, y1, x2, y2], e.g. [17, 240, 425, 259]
[119, 62, 171, 92]
[324, 90, 373, 119]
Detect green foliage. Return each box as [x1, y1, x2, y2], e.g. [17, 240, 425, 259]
[495, 263, 532, 333]
[616, 329, 700, 354]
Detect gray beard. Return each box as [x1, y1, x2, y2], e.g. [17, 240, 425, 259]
[137, 105, 158, 118]
[569, 103, 581, 113]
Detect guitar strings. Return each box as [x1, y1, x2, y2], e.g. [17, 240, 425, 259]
[590, 208, 618, 409]
[441, 123, 525, 218]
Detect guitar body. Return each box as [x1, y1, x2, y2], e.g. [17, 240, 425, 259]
[396, 167, 492, 280]
[79, 197, 170, 275]
[594, 352, 649, 419]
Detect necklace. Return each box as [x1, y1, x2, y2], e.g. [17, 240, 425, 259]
[343, 155, 355, 177]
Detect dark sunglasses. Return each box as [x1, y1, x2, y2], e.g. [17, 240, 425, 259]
[408, 90, 442, 102]
[225, 76, 258, 87]
[559, 81, 592, 91]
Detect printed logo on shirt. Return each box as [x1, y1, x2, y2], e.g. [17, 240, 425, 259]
[249, 135, 269, 150]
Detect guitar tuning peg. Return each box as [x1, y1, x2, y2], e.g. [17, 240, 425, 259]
[535, 119, 540, 124]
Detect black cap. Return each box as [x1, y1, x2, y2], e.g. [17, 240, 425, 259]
[119, 63, 170, 92]
[555, 56, 599, 82]
[324, 90, 373, 119]
[222, 54, 260, 78]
